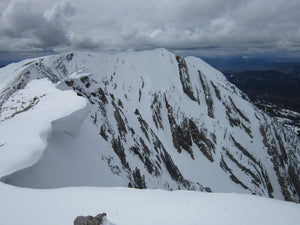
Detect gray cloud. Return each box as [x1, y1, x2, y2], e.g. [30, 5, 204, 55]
[1, 0, 300, 59]
[0, 0, 75, 51]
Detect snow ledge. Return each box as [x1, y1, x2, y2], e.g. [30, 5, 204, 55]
[0, 79, 88, 178]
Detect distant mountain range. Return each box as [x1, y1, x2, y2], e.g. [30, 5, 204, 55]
[199, 57, 300, 113]
[225, 69, 300, 112]
[203, 57, 300, 73]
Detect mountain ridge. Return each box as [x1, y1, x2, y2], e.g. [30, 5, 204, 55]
[0, 48, 299, 202]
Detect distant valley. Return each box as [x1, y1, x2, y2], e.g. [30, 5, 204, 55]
[203, 57, 300, 113]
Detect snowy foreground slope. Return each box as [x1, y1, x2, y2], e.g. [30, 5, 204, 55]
[0, 49, 300, 224]
[1, 182, 300, 225]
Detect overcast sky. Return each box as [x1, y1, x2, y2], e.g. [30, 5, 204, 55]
[1, 0, 300, 62]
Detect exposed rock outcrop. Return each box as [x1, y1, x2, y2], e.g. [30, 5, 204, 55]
[74, 213, 108, 225]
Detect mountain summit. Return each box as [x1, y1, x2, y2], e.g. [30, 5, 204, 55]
[0, 48, 299, 202]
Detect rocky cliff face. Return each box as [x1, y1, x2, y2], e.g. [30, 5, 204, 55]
[0, 49, 299, 202]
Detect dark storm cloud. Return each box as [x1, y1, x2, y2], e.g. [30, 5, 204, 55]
[1, 0, 300, 58]
[0, 1, 75, 51]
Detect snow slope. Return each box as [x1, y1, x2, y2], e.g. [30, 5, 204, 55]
[1, 182, 300, 225]
[3, 111, 126, 188]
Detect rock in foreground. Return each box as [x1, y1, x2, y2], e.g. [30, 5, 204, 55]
[74, 213, 108, 225]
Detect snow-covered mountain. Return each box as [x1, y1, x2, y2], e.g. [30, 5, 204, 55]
[0, 48, 299, 203]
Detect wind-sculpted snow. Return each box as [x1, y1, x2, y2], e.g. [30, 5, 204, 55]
[0, 79, 88, 179]
[0, 48, 299, 203]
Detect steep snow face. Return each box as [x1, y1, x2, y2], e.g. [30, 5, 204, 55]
[0, 79, 88, 178]
[0, 49, 299, 202]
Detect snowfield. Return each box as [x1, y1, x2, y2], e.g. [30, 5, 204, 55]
[0, 49, 299, 224]
[1, 182, 300, 225]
